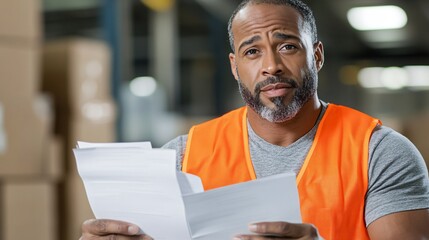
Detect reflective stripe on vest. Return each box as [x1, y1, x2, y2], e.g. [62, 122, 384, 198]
[182, 104, 380, 239]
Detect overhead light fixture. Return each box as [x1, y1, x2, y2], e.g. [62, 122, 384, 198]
[380, 67, 408, 90]
[357, 66, 429, 90]
[357, 67, 384, 88]
[358, 67, 408, 90]
[404, 66, 429, 89]
[347, 5, 408, 31]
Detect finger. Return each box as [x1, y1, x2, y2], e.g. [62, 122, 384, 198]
[81, 234, 153, 240]
[81, 219, 143, 236]
[233, 234, 279, 240]
[248, 221, 316, 238]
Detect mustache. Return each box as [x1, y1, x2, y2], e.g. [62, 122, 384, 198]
[254, 77, 298, 95]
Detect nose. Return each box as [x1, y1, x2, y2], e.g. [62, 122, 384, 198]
[261, 50, 284, 76]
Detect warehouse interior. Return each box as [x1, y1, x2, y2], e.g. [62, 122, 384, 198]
[1, 0, 429, 239]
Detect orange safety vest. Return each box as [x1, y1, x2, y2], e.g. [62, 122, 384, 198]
[182, 104, 380, 239]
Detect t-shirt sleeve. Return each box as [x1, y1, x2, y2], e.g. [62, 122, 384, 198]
[161, 134, 188, 171]
[365, 126, 429, 226]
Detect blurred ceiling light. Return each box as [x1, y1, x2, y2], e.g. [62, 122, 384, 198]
[404, 66, 429, 89]
[357, 67, 384, 88]
[380, 67, 408, 90]
[358, 66, 429, 90]
[347, 5, 408, 31]
[130, 76, 157, 97]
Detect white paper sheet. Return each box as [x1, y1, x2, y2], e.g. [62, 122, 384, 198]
[183, 172, 301, 239]
[77, 141, 152, 149]
[74, 147, 192, 239]
[74, 142, 302, 240]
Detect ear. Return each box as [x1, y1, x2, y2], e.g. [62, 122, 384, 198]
[313, 41, 324, 71]
[229, 53, 239, 80]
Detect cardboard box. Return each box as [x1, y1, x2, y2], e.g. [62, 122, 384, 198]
[42, 38, 112, 113]
[67, 99, 117, 173]
[0, 102, 6, 155]
[70, 99, 117, 141]
[62, 101, 117, 240]
[49, 99, 116, 173]
[44, 135, 64, 181]
[0, 44, 39, 102]
[63, 175, 94, 240]
[0, 0, 41, 42]
[1, 180, 58, 240]
[0, 95, 51, 177]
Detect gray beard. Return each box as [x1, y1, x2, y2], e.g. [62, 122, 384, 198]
[237, 67, 317, 123]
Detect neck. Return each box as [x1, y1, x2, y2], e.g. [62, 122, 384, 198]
[247, 96, 322, 147]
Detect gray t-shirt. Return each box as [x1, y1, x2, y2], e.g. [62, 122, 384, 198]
[162, 103, 429, 227]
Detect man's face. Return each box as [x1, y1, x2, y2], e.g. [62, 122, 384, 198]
[229, 4, 323, 122]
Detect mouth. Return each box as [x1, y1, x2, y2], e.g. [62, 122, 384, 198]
[259, 83, 294, 98]
[260, 83, 292, 92]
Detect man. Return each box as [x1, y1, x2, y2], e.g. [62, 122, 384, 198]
[80, 0, 429, 239]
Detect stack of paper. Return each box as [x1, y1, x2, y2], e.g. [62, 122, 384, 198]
[74, 141, 302, 240]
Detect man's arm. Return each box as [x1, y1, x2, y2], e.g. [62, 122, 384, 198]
[366, 127, 429, 239]
[368, 209, 429, 239]
[366, 127, 429, 224]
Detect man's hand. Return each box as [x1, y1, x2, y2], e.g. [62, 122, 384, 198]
[80, 219, 153, 240]
[233, 221, 320, 240]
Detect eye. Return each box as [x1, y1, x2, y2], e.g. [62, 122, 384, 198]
[280, 44, 298, 51]
[244, 48, 259, 55]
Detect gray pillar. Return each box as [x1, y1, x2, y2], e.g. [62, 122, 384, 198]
[101, 0, 133, 141]
[149, 3, 179, 110]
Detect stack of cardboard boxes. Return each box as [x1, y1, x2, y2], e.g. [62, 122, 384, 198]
[0, 103, 5, 154]
[0, 0, 62, 239]
[42, 38, 117, 240]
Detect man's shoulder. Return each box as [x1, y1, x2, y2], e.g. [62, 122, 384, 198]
[161, 134, 188, 150]
[162, 134, 188, 171]
[370, 124, 414, 151]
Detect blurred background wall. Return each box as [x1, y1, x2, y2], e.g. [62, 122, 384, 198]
[0, 0, 428, 239]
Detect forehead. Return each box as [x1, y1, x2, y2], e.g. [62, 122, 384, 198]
[231, 4, 306, 45]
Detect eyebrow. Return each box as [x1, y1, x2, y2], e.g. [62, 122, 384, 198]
[273, 32, 301, 42]
[238, 35, 261, 52]
[237, 33, 302, 52]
